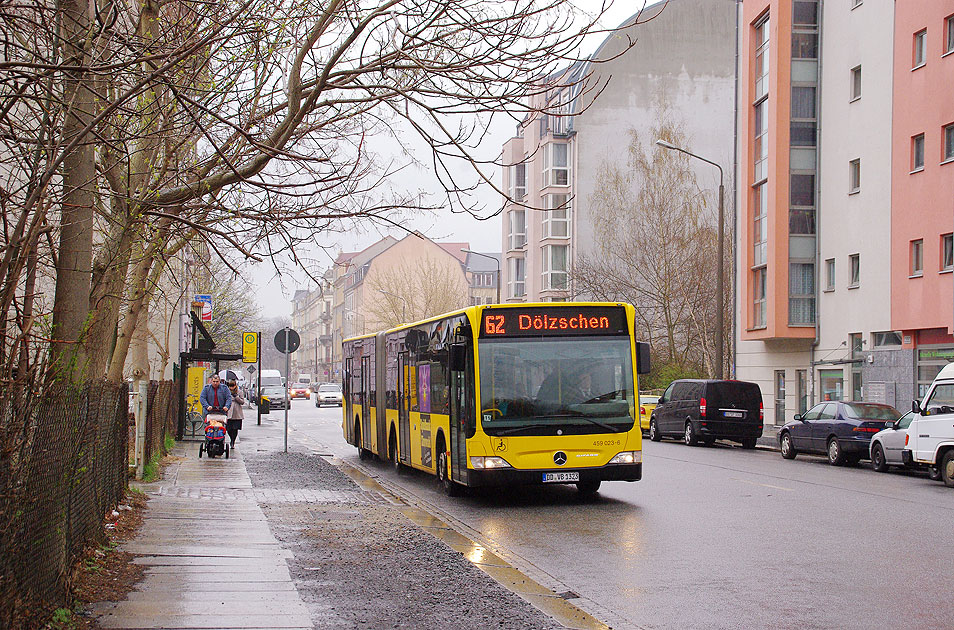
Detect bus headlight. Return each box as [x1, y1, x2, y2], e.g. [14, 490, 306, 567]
[608, 451, 641, 465]
[470, 456, 512, 469]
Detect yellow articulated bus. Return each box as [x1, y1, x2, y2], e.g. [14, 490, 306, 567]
[341, 302, 650, 496]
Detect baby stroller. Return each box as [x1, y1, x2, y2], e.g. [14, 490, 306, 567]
[199, 407, 230, 459]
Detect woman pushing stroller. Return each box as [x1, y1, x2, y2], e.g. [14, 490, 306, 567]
[199, 375, 232, 458]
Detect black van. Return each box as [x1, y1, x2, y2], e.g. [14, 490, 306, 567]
[648, 380, 763, 448]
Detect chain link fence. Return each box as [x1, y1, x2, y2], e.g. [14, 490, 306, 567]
[0, 380, 128, 629]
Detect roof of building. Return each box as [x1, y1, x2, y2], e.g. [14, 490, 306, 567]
[465, 252, 502, 272]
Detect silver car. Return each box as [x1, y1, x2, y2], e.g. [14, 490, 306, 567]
[315, 383, 342, 407]
[870, 411, 916, 472]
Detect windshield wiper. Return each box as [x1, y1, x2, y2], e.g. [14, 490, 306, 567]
[494, 414, 623, 435]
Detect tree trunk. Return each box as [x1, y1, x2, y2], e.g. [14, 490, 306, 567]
[50, 0, 97, 380]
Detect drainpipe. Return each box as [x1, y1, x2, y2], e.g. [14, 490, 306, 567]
[731, 0, 741, 379]
[810, 2, 825, 406]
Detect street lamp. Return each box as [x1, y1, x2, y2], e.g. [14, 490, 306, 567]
[655, 138, 725, 379]
[378, 289, 408, 322]
[461, 249, 501, 304]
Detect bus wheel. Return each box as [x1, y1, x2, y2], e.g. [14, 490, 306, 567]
[389, 432, 402, 475]
[437, 443, 463, 497]
[576, 479, 601, 497]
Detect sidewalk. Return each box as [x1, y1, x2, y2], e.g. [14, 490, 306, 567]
[91, 442, 313, 630]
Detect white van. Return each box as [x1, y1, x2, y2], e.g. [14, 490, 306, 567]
[903, 362, 954, 487]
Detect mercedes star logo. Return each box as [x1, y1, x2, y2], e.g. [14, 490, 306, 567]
[553, 451, 567, 466]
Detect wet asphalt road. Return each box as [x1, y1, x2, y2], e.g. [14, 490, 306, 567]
[282, 399, 954, 630]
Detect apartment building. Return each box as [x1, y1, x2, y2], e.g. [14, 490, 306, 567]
[290, 270, 335, 382]
[736, 0, 954, 424]
[465, 252, 501, 305]
[500, 0, 737, 303]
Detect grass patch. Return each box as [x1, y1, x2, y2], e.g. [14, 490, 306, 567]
[163, 432, 176, 453]
[141, 452, 161, 482]
[45, 607, 76, 629]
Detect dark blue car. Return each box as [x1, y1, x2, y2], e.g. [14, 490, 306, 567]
[777, 401, 901, 466]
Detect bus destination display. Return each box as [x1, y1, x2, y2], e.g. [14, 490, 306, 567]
[480, 306, 628, 338]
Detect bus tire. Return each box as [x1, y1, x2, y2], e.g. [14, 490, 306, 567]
[436, 440, 463, 497]
[576, 479, 601, 496]
[389, 430, 402, 475]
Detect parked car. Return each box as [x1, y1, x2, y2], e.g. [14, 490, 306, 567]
[639, 393, 659, 435]
[648, 379, 763, 448]
[870, 411, 918, 472]
[289, 383, 311, 399]
[903, 362, 954, 487]
[778, 401, 901, 466]
[260, 386, 289, 411]
[315, 383, 343, 407]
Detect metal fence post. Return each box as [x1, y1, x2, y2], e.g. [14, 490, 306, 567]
[135, 380, 148, 479]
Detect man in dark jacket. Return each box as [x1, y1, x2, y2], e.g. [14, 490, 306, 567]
[200, 374, 233, 418]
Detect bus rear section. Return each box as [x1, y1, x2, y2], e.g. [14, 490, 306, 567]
[468, 304, 647, 493]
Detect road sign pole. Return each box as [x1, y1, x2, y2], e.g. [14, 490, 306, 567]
[257, 331, 262, 426]
[284, 327, 290, 454]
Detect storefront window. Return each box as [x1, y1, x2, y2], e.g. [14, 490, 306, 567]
[819, 369, 843, 401]
[917, 348, 954, 398]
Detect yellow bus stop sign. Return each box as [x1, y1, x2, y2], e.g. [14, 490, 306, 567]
[243, 332, 258, 363]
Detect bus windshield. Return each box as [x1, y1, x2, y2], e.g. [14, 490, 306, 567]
[477, 336, 635, 436]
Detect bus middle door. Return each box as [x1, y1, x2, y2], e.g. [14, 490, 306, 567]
[360, 354, 371, 450]
[396, 351, 410, 466]
[344, 357, 354, 444]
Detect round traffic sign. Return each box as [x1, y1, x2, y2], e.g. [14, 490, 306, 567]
[244, 333, 256, 344]
[274, 328, 301, 354]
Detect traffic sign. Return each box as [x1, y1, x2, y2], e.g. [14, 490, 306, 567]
[194, 294, 213, 322]
[274, 328, 301, 354]
[242, 332, 258, 363]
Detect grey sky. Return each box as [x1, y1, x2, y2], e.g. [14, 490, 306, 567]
[249, 1, 647, 318]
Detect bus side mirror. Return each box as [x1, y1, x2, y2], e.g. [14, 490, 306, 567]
[636, 342, 651, 375]
[450, 344, 467, 372]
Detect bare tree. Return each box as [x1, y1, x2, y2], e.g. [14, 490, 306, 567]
[1, 0, 653, 385]
[364, 256, 469, 329]
[575, 110, 730, 377]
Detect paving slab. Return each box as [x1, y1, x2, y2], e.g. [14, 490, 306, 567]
[94, 444, 311, 630]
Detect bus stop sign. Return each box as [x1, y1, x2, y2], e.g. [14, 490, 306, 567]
[274, 328, 301, 354]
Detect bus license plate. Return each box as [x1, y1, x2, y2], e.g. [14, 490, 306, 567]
[543, 472, 579, 483]
[724, 411, 743, 418]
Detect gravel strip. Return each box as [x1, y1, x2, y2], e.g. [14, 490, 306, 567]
[244, 449, 562, 629]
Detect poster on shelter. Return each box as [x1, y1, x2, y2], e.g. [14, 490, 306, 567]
[418, 364, 430, 413]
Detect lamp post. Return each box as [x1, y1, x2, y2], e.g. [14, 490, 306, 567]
[461, 248, 501, 304]
[378, 289, 408, 322]
[655, 139, 725, 379]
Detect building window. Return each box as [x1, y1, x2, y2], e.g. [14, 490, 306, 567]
[790, 173, 815, 234]
[541, 245, 568, 290]
[820, 369, 844, 402]
[850, 65, 862, 101]
[913, 29, 927, 68]
[942, 233, 953, 272]
[793, 1, 818, 26]
[508, 257, 525, 298]
[542, 194, 570, 239]
[912, 133, 925, 171]
[791, 173, 815, 206]
[792, 31, 817, 59]
[508, 209, 526, 250]
[753, 268, 767, 328]
[947, 15, 954, 55]
[509, 163, 526, 201]
[825, 258, 835, 291]
[774, 370, 786, 425]
[848, 253, 860, 287]
[850, 332, 864, 356]
[873, 331, 903, 347]
[753, 183, 767, 266]
[754, 100, 768, 182]
[848, 159, 860, 193]
[910, 239, 923, 277]
[542, 143, 569, 187]
[789, 263, 815, 325]
[943, 123, 954, 162]
[755, 15, 770, 100]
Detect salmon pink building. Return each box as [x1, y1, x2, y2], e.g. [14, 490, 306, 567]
[736, 0, 954, 425]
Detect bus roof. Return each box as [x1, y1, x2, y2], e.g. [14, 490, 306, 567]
[341, 302, 632, 344]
